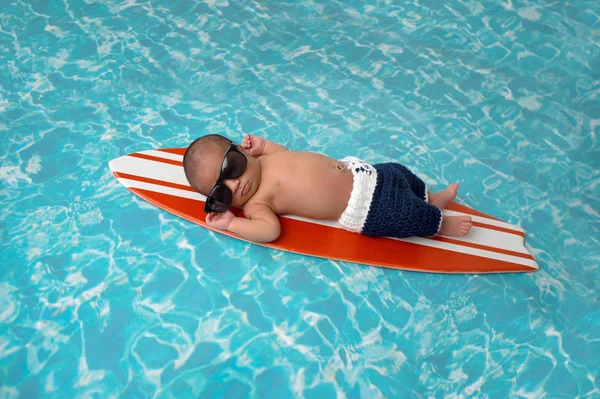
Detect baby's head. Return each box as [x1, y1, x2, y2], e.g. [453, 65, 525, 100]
[183, 134, 261, 211]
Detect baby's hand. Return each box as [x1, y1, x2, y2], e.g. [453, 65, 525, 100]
[241, 134, 265, 157]
[206, 211, 235, 230]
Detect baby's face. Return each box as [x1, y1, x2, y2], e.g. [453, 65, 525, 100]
[197, 145, 261, 209]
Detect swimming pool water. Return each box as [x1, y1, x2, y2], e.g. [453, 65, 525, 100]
[1, 0, 599, 397]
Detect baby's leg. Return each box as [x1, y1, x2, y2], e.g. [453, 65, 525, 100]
[362, 193, 443, 238]
[438, 215, 473, 236]
[428, 183, 459, 209]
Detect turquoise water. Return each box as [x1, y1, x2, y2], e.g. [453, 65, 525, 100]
[1, 0, 599, 397]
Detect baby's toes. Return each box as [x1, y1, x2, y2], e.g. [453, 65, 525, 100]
[460, 222, 473, 235]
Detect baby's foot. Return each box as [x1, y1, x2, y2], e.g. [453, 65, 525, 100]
[429, 183, 459, 209]
[438, 215, 473, 237]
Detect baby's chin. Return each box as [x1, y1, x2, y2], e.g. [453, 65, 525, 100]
[236, 194, 257, 207]
[236, 199, 250, 207]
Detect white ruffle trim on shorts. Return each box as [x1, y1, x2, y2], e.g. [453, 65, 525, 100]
[337, 157, 378, 233]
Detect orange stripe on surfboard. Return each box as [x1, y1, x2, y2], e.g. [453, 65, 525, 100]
[472, 221, 525, 238]
[159, 148, 187, 156]
[126, 187, 535, 274]
[112, 171, 196, 193]
[129, 153, 183, 166]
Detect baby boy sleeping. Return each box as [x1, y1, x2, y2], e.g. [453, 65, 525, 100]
[182, 134, 472, 243]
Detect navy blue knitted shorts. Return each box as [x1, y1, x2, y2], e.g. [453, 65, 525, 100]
[361, 163, 442, 238]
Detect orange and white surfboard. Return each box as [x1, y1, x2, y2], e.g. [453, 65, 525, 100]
[109, 149, 538, 274]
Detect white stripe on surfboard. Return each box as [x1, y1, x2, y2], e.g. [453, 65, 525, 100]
[117, 177, 204, 200]
[139, 150, 184, 162]
[435, 221, 525, 249]
[111, 154, 523, 234]
[110, 155, 530, 255]
[115, 177, 537, 269]
[109, 155, 190, 186]
[400, 236, 537, 268]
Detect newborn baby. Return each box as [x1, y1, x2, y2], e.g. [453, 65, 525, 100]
[182, 134, 472, 243]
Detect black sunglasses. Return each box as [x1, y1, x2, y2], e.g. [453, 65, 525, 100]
[204, 143, 247, 213]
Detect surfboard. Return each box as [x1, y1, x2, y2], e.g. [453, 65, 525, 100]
[108, 148, 538, 274]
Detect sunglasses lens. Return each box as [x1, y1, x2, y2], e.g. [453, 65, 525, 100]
[222, 150, 246, 179]
[205, 185, 232, 213]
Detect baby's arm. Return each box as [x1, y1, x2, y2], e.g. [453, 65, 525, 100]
[233, 204, 281, 242]
[262, 139, 287, 155]
[242, 134, 288, 157]
[206, 204, 281, 243]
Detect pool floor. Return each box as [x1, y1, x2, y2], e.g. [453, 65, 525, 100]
[1, 0, 599, 398]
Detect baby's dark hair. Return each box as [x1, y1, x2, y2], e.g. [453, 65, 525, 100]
[183, 134, 232, 193]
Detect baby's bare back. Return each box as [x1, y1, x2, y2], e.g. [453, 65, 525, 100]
[250, 151, 354, 220]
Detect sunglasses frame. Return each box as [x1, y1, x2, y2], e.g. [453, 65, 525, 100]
[203, 143, 247, 214]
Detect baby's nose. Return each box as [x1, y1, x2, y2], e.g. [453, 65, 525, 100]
[224, 179, 240, 194]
